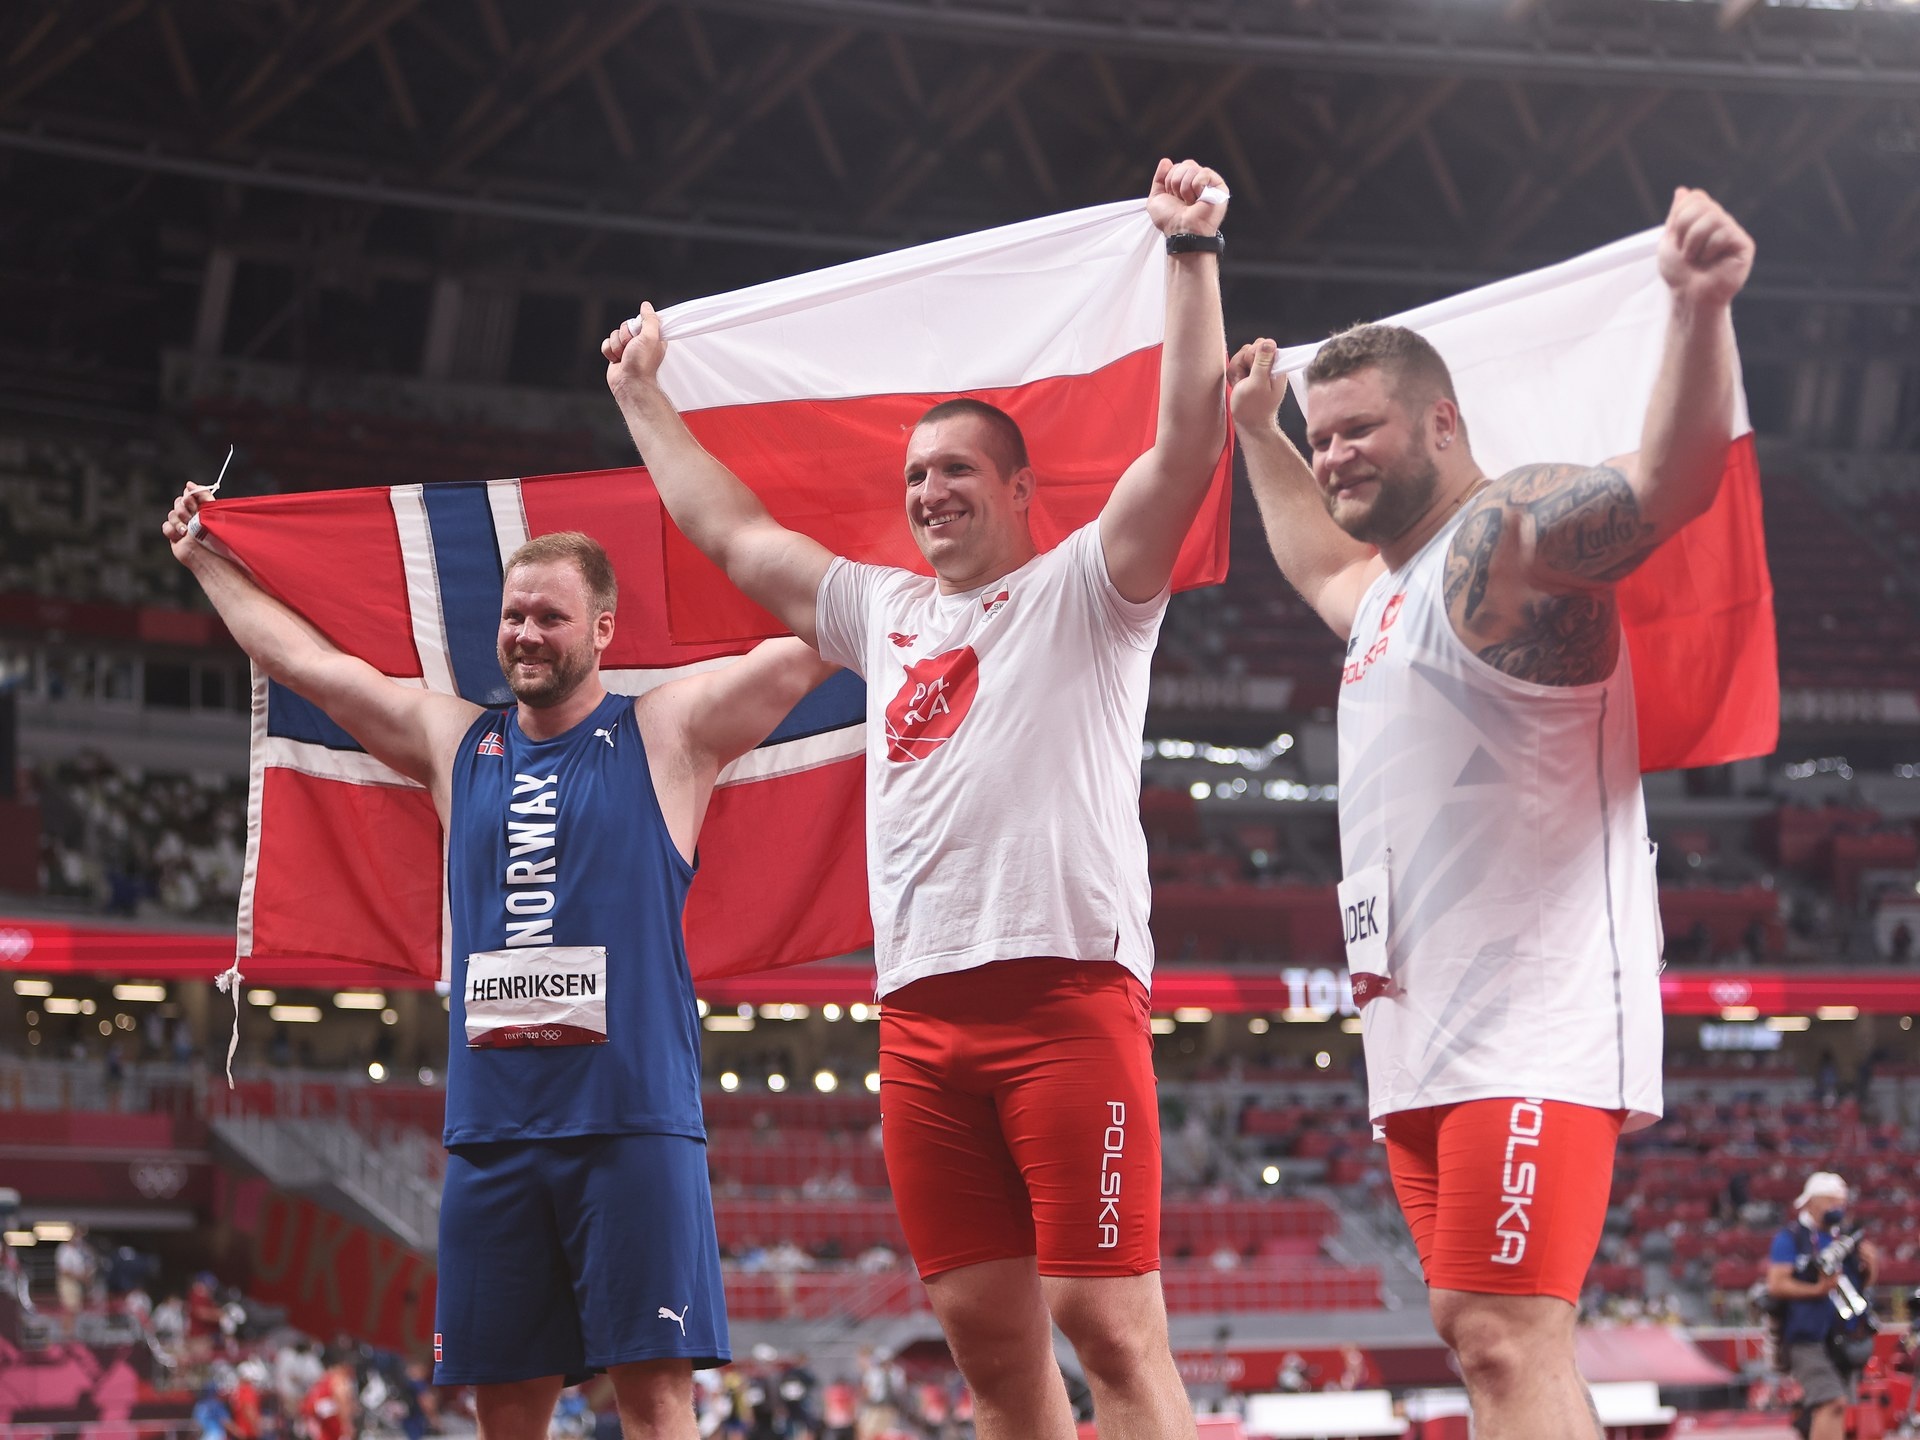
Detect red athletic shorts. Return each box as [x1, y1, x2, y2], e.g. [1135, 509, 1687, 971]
[878, 958, 1160, 1281]
[1381, 1097, 1624, 1304]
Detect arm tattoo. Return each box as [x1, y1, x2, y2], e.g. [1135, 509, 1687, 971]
[1442, 464, 1641, 685]
[1443, 505, 1502, 621]
[1475, 591, 1620, 686]
[1503, 462, 1658, 584]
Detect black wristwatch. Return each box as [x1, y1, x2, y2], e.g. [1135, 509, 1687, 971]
[1166, 231, 1225, 257]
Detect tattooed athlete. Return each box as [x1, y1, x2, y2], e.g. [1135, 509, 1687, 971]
[1227, 187, 1753, 1440]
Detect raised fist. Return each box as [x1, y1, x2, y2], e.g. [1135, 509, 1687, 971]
[1147, 158, 1228, 239]
[603, 302, 667, 397]
[1228, 339, 1286, 431]
[161, 484, 214, 563]
[1657, 188, 1754, 311]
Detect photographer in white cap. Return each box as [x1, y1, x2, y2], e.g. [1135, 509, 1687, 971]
[1766, 1171, 1880, 1440]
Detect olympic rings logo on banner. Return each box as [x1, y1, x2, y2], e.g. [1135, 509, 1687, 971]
[130, 1162, 189, 1199]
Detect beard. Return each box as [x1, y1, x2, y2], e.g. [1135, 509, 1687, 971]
[1325, 450, 1442, 546]
[499, 635, 598, 707]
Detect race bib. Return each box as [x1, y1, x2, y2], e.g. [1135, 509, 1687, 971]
[1336, 865, 1391, 1006]
[463, 946, 608, 1049]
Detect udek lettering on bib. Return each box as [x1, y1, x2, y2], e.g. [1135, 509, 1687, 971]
[464, 946, 608, 1048]
[1335, 864, 1391, 1007]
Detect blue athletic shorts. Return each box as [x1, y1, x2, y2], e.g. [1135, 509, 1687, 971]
[433, 1133, 729, 1384]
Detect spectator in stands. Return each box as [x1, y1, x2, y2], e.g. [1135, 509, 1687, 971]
[1815, 1052, 1840, 1105]
[398, 1359, 433, 1440]
[31, 754, 250, 924]
[195, 1381, 235, 1440]
[854, 1244, 899, 1273]
[105, 1240, 157, 1301]
[1889, 921, 1913, 964]
[1, 1190, 26, 1310]
[1274, 1354, 1311, 1393]
[299, 1352, 359, 1440]
[230, 1360, 266, 1440]
[1766, 1172, 1879, 1440]
[142, 1009, 167, 1061]
[55, 1224, 96, 1312]
[188, 1273, 224, 1359]
[820, 1376, 857, 1440]
[152, 1291, 188, 1355]
[274, 1337, 323, 1423]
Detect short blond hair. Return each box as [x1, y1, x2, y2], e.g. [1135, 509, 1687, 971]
[503, 531, 617, 616]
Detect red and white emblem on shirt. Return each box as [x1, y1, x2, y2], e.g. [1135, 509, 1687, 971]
[1342, 593, 1404, 687]
[476, 731, 504, 757]
[982, 590, 1010, 619]
[888, 632, 918, 648]
[433, 1333, 443, 1362]
[885, 646, 980, 763]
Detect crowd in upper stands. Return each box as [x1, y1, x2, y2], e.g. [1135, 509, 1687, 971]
[27, 753, 247, 922]
[0, 431, 210, 613]
[0, 405, 609, 622]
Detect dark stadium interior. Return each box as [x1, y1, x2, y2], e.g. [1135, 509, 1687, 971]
[4, 2, 1920, 1439]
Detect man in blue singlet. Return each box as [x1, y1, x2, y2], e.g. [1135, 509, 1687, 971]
[164, 487, 838, 1440]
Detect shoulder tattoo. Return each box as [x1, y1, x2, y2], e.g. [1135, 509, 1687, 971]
[1501, 461, 1657, 585]
[1438, 464, 1645, 686]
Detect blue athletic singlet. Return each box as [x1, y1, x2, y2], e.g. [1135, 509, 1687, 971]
[442, 690, 704, 1146]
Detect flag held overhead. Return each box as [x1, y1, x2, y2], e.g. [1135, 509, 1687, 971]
[1269, 227, 1778, 774]
[632, 196, 1237, 646]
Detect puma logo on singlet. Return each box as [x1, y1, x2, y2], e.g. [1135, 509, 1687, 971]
[593, 726, 616, 749]
[658, 1305, 688, 1335]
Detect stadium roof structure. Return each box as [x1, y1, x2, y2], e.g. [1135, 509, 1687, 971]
[0, 0, 1916, 433]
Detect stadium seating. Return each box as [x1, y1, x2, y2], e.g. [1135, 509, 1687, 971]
[697, 1083, 1383, 1312]
[1586, 1090, 1920, 1312]
[1762, 471, 1920, 690]
[721, 1260, 1384, 1321]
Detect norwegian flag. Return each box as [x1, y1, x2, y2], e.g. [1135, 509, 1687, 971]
[196, 469, 869, 984]
[475, 731, 504, 757]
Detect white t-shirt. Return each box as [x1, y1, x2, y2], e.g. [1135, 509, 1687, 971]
[55, 1238, 93, 1281]
[814, 522, 1165, 997]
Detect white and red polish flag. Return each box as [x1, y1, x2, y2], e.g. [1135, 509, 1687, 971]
[1270, 228, 1778, 772]
[645, 197, 1234, 643]
[195, 198, 1229, 986]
